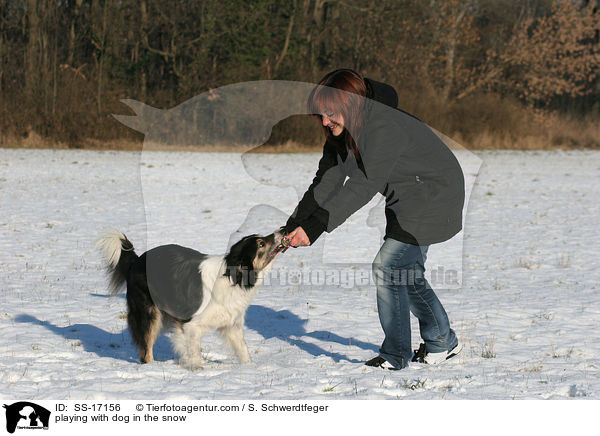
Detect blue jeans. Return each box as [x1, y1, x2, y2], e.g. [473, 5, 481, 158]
[372, 238, 457, 369]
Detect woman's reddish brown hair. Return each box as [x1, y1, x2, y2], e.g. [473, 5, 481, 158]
[308, 69, 367, 160]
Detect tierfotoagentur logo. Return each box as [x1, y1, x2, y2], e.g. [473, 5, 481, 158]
[249, 264, 459, 289]
[3, 402, 50, 434]
[113, 79, 481, 316]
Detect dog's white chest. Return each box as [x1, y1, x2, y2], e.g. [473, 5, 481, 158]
[192, 256, 225, 317]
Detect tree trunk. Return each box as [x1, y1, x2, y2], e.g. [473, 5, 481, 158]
[441, 5, 467, 102]
[273, 0, 297, 77]
[0, 11, 4, 95]
[95, 0, 109, 115]
[310, 0, 326, 80]
[41, 3, 49, 117]
[68, 0, 82, 66]
[140, 0, 148, 101]
[26, 0, 40, 104]
[53, 5, 59, 118]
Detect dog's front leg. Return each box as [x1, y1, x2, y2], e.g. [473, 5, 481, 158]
[220, 325, 250, 363]
[172, 323, 206, 370]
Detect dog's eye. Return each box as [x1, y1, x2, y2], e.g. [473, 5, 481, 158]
[257, 239, 265, 248]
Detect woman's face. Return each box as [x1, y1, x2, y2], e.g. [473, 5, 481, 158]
[321, 111, 344, 136]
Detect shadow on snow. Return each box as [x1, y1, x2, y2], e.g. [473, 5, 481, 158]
[14, 305, 378, 364]
[245, 305, 378, 363]
[13, 314, 172, 363]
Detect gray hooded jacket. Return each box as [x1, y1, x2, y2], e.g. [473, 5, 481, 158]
[285, 78, 465, 246]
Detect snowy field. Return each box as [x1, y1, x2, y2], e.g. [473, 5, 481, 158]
[0, 148, 599, 400]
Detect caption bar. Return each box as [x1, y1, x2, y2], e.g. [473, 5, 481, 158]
[53, 401, 329, 425]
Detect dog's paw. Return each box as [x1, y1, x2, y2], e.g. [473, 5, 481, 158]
[183, 362, 205, 371]
[179, 357, 205, 371]
[238, 354, 251, 364]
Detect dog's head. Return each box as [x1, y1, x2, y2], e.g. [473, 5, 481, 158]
[224, 229, 285, 289]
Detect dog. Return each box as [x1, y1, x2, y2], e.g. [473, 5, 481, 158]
[97, 229, 284, 369]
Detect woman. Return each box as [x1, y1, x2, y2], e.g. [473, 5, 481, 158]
[283, 69, 464, 370]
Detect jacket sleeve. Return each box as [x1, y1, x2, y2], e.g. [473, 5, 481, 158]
[299, 118, 407, 242]
[285, 138, 345, 236]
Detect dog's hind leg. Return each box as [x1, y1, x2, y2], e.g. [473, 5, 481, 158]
[141, 307, 162, 363]
[220, 325, 250, 363]
[126, 286, 162, 363]
[128, 305, 162, 363]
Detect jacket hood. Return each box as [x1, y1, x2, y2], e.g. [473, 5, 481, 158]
[365, 77, 398, 109]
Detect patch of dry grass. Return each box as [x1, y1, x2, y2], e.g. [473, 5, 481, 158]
[2, 105, 598, 152]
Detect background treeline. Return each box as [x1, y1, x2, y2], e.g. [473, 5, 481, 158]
[1, 0, 599, 149]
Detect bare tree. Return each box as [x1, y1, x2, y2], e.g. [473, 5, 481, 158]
[25, 0, 39, 104]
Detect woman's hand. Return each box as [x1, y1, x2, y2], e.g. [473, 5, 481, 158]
[287, 227, 311, 247]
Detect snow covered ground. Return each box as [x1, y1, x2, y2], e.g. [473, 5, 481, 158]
[0, 148, 598, 400]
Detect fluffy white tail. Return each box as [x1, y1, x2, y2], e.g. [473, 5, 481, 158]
[96, 229, 126, 267]
[96, 229, 137, 294]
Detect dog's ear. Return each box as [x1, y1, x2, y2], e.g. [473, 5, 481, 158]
[224, 236, 258, 289]
[224, 263, 257, 289]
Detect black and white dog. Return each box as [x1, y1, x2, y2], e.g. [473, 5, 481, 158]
[97, 229, 284, 369]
